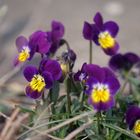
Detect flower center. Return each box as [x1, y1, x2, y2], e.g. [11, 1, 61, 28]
[133, 120, 140, 135]
[98, 31, 115, 49]
[18, 46, 30, 62]
[91, 83, 110, 103]
[30, 74, 45, 92]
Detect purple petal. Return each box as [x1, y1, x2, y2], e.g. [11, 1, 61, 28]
[83, 21, 93, 40]
[103, 41, 119, 56]
[105, 76, 120, 95]
[49, 42, 59, 54]
[88, 95, 114, 111]
[85, 64, 105, 82]
[40, 59, 62, 80]
[29, 30, 51, 54]
[16, 36, 28, 52]
[51, 20, 65, 41]
[124, 52, 140, 64]
[42, 71, 53, 89]
[103, 21, 119, 37]
[109, 54, 125, 71]
[93, 12, 103, 29]
[25, 86, 42, 99]
[23, 66, 38, 82]
[102, 67, 115, 77]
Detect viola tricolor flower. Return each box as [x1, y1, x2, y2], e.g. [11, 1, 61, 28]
[85, 64, 120, 111]
[109, 52, 140, 72]
[23, 59, 62, 99]
[29, 30, 51, 54]
[126, 106, 140, 136]
[14, 36, 35, 66]
[83, 12, 119, 55]
[47, 20, 65, 54]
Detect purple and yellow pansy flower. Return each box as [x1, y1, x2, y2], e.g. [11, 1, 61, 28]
[23, 59, 62, 99]
[83, 12, 119, 55]
[14, 36, 35, 66]
[85, 64, 120, 111]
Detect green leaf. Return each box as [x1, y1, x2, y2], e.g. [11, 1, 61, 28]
[102, 123, 140, 140]
[17, 105, 36, 115]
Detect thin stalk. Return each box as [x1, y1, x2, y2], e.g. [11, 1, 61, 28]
[89, 40, 92, 64]
[80, 91, 84, 107]
[66, 77, 71, 116]
[97, 111, 101, 135]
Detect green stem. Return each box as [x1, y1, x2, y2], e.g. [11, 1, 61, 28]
[66, 77, 71, 117]
[97, 111, 101, 135]
[80, 91, 85, 108]
[89, 40, 92, 64]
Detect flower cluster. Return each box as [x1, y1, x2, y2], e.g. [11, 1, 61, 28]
[14, 12, 140, 139]
[83, 12, 119, 55]
[14, 20, 65, 66]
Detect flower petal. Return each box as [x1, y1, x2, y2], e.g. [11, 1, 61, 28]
[23, 66, 38, 82]
[51, 20, 65, 41]
[25, 86, 42, 99]
[124, 52, 140, 64]
[109, 53, 125, 71]
[93, 12, 103, 29]
[16, 36, 28, 52]
[85, 64, 105, 82]
[42, 71, 53, 89]
[103, 21, 119, 37]
[83, 21, 93, 40]
[40, 59, 62, 80]
[103, 41, 119, 56]
[105, 76, 120, 95]
[102, 67, 115, 77]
